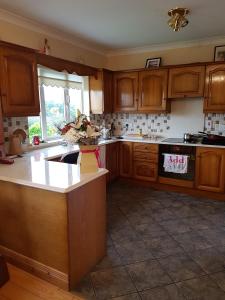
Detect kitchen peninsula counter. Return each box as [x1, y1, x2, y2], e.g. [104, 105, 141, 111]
[0, 144, 108, 290]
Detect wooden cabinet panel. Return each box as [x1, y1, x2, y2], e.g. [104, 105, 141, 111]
[133, 151, 158, 163]
[133, 143, 158, 153]
[89, 69, 113, 114]
[0, 46, 40, 116]
[133, 161, 158, 182]
[204, 64, 225, 112]
[114, 72, 138, 112]
[195, 147, 225, 193]
[168, 66, 205, 98]
[138, 69, 169, 112]
[106, 142, 119, 182]
[119, 142, 133, 177]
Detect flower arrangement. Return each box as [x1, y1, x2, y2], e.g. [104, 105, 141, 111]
[58, 110, 101, 145]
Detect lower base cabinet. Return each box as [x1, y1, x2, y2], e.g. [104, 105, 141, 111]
[133, 161, 158, 181]
[195, 147, 225, 193]
[106, 142, 120, 182]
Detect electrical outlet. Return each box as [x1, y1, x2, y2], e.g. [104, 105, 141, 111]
[206, 120, 212, 129]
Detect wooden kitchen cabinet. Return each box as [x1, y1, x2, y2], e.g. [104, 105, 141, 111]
[0, 46, 40, 116]
[113, 72, 138, 112]
[106, 142, 119, 182]
[204, 64, 225, 112]
[133, 143, 158, 182]
[138, 69, 170, 112]
[133, 161, 158, 182]
[195, 147, 225, 193]
[168, 66, 205, 98]
[113, 70, 170, 113]
[89, 69, 113, 114]
[119, 141, 133, 177]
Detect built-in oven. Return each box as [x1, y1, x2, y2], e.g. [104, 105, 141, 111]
[158, 144, 196, 181]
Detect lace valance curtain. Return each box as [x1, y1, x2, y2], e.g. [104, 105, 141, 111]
[38, 76, 82, 89]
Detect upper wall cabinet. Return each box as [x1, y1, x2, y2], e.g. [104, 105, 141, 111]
[0, 46, 40, 117]
[89, 69, 113, 114]
[113, 72, 138, 112]
[113, 70, 170, 113]
[138, 69, 169, 112]
[204, 64, 225, 112]
[168, 66, 205, 99]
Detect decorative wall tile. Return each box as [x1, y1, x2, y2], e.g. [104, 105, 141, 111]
[3, 117, 29, 142]
[90, 113, 171, 136]
[204, 114, 225, 136]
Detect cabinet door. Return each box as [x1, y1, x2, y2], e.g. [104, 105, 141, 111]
[138, 69, 169, 112]
[0, 47, 39, 117]
[89, 69, 113, 114]
[106, 143, 119, 182]
[119, 142, 133, 177]
[133, 161, 158, 182]
[195, 147, 225, 193]
[168, 66, 205, 98]
[204, 64, 225, 112]
[114, 72, 138, 112]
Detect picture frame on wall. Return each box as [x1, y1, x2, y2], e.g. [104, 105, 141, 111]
[145, 57, 161, 68]
[214, 45, 225, 62]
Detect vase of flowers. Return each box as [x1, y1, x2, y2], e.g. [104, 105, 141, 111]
[58, 111, 101, 173]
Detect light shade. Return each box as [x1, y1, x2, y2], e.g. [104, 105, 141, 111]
[168, 8, 190, 32]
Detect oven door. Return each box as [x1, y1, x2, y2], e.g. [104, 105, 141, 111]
[158, 144, 196, 181]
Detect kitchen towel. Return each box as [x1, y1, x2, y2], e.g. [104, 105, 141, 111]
[163, 153, 189, 174]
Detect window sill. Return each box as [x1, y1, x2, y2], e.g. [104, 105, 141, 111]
[24, 139, 64, 152]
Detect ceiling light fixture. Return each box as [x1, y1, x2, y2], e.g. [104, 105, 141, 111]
[168, 7, 190, 32]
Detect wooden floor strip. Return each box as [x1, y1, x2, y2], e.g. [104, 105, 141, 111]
[0, 265, 85, 300]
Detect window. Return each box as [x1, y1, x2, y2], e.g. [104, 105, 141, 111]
[28, 67, 89, 142]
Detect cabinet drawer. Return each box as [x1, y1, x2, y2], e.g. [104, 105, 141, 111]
[133, 161, 158, 182]
[133, 143, 158, 153]
[133, 151, 158, 163]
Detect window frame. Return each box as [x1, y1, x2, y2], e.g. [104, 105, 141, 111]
[37, 76, 88, 142]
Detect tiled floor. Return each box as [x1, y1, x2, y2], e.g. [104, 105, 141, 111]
[73, 181, 225, 300]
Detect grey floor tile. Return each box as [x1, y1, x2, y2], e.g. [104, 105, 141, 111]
[182, 216, 213, 230]
[160, 219, 191, 235]
[151, 208, 175, 222]
[126, 260, 172, 291]
[140, 284, 185, 300]
[159, 253, 205, 282]
[94, 246, 123, 271]
[110, 225, 140, 243]
[112, 293, 141, 300]
[189, 247, 225, 274]
[73, 275, 96, 300]
[177, 276, 225, 300]
[172, 205, 199, 218]
[210, 272, 225, 293]
[114, 240, 154, 264]
[173, 231, 213, 252]
[134, 222, 167, 239]
[140, 198, 163, 210]
[198, 227, 225, 246]
[143, 235, 185, 259]
[91, 266, 136, 300]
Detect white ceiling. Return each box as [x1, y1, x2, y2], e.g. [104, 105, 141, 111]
[1, 0, 225, 53]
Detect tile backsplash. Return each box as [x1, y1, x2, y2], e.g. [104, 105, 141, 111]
[90, 113, 171, 136]
[3, 117, 29, 142]
[2, 112, 225, 143]
[204, 113, 225, 135]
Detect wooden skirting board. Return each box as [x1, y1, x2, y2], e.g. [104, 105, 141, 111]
[0, 245, 69, 290]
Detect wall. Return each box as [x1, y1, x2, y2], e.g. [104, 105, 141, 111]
[106, 44, 215, 71]
[0, 19, 106, 68]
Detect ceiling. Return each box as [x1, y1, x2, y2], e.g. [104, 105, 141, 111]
[1, 0, 225, 53]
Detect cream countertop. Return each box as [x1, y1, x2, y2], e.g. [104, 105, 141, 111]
[0, 144, 108, 193]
